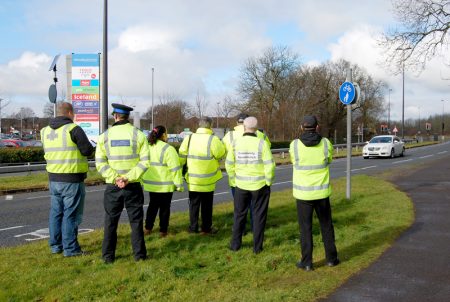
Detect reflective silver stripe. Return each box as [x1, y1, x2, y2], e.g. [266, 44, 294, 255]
[323, 139, 328, 161]
[46, 159, 87, 164]
[116, 169, 130, 174]
[140, 156, 150, 161]
[98, 165, 110, 174]
[96, 158, 108, 163]
[264, 159, 274, 165]
[132, 127, 138, 155]
[179, 154, 187, 158]
[225, 160, 235, 165]
[187, 155, 213, 160]
[170, 166, 181, 172]
[294, 139, 299, 163]
[107, 154, 139, 160]
[160, 144, 169, 163]
[143, 180, 174, 185]
[137, 163, 148, 171]
[150, 162, 167, 166]
[188, 169, 220, 178]
[44, 146, 78, 152]
[294, 164, 328, 170]
[235, 159, 262, 165]
[230, 131, 234, 144]
[236, 175, 265, 181]
[293, 184, 330, 191]
[104, 130, 110, 157]
[258, 139, 264, 160]
[206, 135, 213, 158]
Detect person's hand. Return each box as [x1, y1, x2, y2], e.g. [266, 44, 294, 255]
[115, 177, 128, 188]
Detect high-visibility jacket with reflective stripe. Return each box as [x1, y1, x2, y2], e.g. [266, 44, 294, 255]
[179, 128, 225, 192]
[225, 134, 275, 191]
[95, 123, 150, 184]
[41, 123, 88, 174]
[142, 140, 183, 192]
[289, 137, 333, 200]
[222, 124, 271, 153]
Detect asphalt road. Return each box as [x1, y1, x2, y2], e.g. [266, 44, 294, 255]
[1, 142, 449, 247]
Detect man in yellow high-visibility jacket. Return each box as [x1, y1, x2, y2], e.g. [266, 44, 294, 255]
[96, 103, 150, 264]
[289, 115, 339, 271]
[226, 116, 275, 254]
[41, 102, 94, 257]
[222, 113, 271, 232]
[179, 117, 225, 234]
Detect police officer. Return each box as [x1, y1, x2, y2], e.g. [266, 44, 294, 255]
[179, 117, 225, 234]
[95, 103, 150, 263]
[41, 102, 94, 257]
[222, 113, 271, 231]
[225, 116, 275, 254]
[142, 125, 183, 237]
[289, 115, 339, 271]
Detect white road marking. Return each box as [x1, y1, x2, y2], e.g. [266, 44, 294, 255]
[5, 195, 13, 200]
[0, 225, 25, 232]
[27, 195, 49, 200]
[420, 155, 434, 159]
[351, 166, 376, 172]
[393, 159, 413, 164]
[437, 151, 448, 154]
[14, 228, 94, 241]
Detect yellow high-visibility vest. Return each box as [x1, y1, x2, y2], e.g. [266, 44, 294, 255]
[41, 124, 88, 174]
[95, 123, 150, 184]
[225, 134, 275, 191]
[142, 140, 183, 192]
[289, 138, 332, 200]
[179, 128, 225, 192]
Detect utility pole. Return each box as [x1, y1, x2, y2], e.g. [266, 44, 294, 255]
[101, 0, 109, 133]
[0, 98, 2, 136]
[152, 67, 154, 130]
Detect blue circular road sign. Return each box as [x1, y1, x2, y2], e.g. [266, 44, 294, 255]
[339, 81, 355, 105]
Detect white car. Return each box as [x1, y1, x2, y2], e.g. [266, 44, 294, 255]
[362, 135, 405, 159]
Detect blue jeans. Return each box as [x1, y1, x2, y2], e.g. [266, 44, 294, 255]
[49, 181, 85, 256]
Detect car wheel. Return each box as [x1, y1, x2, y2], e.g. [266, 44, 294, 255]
[363, 156, 369, 159]
[390, 148, 395, 158]
[400, 147, 405, 157]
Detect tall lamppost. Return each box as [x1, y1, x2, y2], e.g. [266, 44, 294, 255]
[151, 67, 154, 130]
[388, 88, 392, 130]
[0, 98, 3, 136]
[442, 99, 446, 135]
[401, 60, 405, 139]
[418, 106, 421, 133]
[216, 101, 220, 128]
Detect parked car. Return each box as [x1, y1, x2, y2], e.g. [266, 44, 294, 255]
[0, 139, 26, 148]
[362, 135, 405, 159]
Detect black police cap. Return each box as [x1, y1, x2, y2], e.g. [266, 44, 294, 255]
[111, 103, 134, 114]
[302, 115, 318, 129]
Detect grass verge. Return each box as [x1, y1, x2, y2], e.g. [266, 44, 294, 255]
[0, 175, 413, 301]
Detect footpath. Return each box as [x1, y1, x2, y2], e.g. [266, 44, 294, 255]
[324, 157, 450, 301]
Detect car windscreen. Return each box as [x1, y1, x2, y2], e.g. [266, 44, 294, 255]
[369, 137, 392, 144]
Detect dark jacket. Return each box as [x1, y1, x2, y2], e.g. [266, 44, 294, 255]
[47, 116, 94, 183]
[300, 130, 322, 147]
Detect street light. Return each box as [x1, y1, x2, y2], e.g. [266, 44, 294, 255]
[442, 99, 446, 135]
[401, 60, 405, 138]
[388, 88, 392, 130]
[216, 101, 220, 128]
[151, 67, 154, 130]
[0, 98, 3, 136]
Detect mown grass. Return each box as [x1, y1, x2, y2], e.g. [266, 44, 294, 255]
[0, 175, 413, 302]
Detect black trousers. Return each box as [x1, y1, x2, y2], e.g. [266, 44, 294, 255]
[296, 197, 338, 266]
[145, 192, 173, 233]
[102, 183, 146, 262]
[188, 191, 214, 233]
[231, 185, 270, 253]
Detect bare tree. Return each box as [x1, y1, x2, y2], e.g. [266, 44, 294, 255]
[380, 0, 450, 73]
[194, 90, 207, 118]
[43, 102, 55, 118]
[220, 95, 240, 129]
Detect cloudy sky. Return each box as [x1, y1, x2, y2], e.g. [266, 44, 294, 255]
[0, 0, 449, 122]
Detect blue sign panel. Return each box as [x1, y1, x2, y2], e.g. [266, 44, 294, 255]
[339, 81, 356, 105]
[72, 53, 100, 67]
[73, 101, 100, 108]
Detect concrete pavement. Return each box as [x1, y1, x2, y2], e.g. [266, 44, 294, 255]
[324, 156, 450, 301]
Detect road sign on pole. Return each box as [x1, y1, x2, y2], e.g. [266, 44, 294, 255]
[339, 81, 356, 105]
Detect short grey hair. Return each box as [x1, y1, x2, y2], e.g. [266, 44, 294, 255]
[243, 116, 258, 133]
[198, 116, 213, 129]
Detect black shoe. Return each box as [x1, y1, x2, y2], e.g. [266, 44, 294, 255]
[327, 259, 340, 267]
[135, 256, 147, 262]
[188, 228, 198, 234]
[201, 227, 218, 235]
[64, 251, 91, 257]
[104, 258, 114, 264]
[296, 261, 314, 271]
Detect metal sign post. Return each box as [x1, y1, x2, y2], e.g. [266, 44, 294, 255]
[339, 69, 355, 200]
